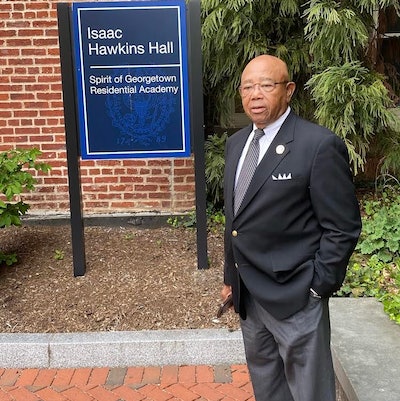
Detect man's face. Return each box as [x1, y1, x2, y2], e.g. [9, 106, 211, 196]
[240, 56, 295, 129]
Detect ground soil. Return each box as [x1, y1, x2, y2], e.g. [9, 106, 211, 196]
[0, 224, 240, 333]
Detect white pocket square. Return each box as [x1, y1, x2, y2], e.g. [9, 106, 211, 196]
[272, 173, 292, 181]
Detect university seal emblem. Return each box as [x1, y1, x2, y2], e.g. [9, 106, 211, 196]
[105, 68, 178, 147]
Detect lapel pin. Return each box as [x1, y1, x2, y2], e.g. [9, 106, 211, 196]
[276, 145, 285, 155]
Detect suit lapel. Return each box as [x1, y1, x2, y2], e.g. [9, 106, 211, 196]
[234, 112, 297, 217]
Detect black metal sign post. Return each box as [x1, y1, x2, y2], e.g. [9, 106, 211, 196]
[57, 0, 208, 274]
[188, 0, 208, 269]
[57, 3, 86, 276]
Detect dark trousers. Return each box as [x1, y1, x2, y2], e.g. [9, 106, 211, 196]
[240, 293, 335, 401]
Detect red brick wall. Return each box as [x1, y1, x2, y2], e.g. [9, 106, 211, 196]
[0, 0, 196, 214]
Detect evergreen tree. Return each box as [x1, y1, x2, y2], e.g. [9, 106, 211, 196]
[201, 0, 400, 174]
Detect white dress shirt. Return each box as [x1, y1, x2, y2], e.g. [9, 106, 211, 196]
[235, 107, 291, 188]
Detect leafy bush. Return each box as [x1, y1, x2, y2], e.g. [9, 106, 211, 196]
[356, 190, 400, 262]
[338, 189, 400, 324]
[167, 206, 225, 233]
[340, 256, 400, 324]
[337, 255, 385, 298]
[201, 0, 400, 175]
[170, 130, 227, 232]
[381, 291, 400, 325]
[306, 62, 400, 174]
[167, 212, 196, 229]
[0, 148, 51, 265]
[204, 132, 227, 209]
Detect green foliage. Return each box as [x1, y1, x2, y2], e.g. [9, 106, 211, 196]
[167, 206, 225, 232]
[306, 62, 400, 174]
[303, 1, 369, 68]
[201, 0, 309, 127]
[380, 291, 400, 324]
[124, 232, 135, 240]
[356, 190, 400, 262]
[0, 148, 51, 266]
[205, 132, 227, 208]
[339, 255, 400, 324]
[207, 206, 225, 232]
[0, 201, 30, 228]
[338, 189, 400, 323]
[0, 148, 49, 201]
[0, 252, 17, 266]
[379, 256, 400, 323]
[374, 130, 400, 176]
[337, 255, 386, 297]
[201, 0, 400, 174]
[54, 249, 65, 261]
[167, 212, 197, 229]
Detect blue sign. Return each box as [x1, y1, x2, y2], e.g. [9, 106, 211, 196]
[72, 1, 191, 159]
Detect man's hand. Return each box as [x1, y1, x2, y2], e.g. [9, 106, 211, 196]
[217, 285, 233, 318]
[221, 284, 232, 301]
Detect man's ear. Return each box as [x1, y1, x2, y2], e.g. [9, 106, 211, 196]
[287, 82, 296, 99]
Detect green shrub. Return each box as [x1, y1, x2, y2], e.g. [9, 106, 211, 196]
[204, 132, 227, 209]
[306, 62, 400, 174]
[337, 255, 385, 298]
[167, 212, 196, 229]
[339, 189, 400, 324]
[379, 261, 400, 325]
[166, 206, 225, 233]
[0, 148, 51, 265]
[381, 292, 400, 325]
[356, 190, 400, 262]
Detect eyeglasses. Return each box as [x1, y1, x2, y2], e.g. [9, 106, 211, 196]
[239, 81, 289, 97]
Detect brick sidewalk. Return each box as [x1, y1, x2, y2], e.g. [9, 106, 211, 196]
[0, 364, 255, 401]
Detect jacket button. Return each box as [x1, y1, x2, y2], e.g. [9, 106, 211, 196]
[232, 230, 238, 237]
[235, 263, 239, 268]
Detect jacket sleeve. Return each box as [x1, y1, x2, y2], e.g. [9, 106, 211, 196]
[309, 134, 361, 297]
[223, 138, 235, 286]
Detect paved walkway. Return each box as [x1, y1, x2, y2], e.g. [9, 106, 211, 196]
[0, 364, 255, 401]
[4, 299, 396, 401]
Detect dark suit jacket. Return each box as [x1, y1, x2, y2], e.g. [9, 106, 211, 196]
[223, 111, 361, 320]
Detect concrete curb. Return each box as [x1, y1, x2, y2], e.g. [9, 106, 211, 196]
[0, 328, 246, 369]
[2, 298, 399, 401]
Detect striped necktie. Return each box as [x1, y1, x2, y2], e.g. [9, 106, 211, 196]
[234, 128, 265, 215]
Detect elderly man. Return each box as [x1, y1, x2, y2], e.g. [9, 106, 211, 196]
[221, 55, 361, 401]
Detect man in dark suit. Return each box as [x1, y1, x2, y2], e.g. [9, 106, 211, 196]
[222, 55, 361, 401]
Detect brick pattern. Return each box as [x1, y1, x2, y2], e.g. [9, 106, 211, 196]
[0, 0, 196, 214]
[0, 365, 255, 401]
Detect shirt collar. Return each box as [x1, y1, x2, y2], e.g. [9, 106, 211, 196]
[252, 107, 291, 134]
